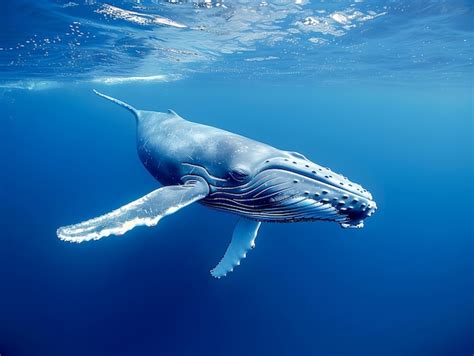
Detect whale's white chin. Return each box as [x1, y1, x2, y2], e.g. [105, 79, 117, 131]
[341, 221, 364, 229]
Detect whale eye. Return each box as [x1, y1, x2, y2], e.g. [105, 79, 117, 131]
[229, 167, 251, 182]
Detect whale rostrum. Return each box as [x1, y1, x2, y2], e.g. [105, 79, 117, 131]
[57, 90, 377, 278]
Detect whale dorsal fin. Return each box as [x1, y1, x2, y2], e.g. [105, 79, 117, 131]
[57, 178, 209, 243]
[167, 109, 185, 120]
[210, 218, 261, 278]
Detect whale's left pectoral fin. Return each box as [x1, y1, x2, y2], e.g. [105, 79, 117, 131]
[211, 218, 261, 279]
[57, 179, 209, 243]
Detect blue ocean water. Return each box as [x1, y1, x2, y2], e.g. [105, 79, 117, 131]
[1, 1, 473, 355]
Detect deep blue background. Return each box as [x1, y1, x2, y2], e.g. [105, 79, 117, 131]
[0, 80, 473, 355]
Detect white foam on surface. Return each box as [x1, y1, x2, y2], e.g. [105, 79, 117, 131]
[308, 37, 328, 45]
[244, 56, 279, 62]
[96, 4, 187, 28]
[297, 7, 386, 37]
[5, 1, 468, 86]
[0, 75, 181, 91]
[91, 74, 180, 85]
[0, 80, 62, 91]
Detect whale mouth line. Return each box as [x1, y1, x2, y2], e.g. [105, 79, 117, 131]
[257, 156, 374, 199]
[180, 162, 376, 220]
[181, 161, 373, 203]
[182, 162, 228, 183]
[203, 166, 376, 224]
[256, 167, 375, 203]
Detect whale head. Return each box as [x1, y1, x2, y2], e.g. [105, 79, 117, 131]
[203, 151, 377, 228]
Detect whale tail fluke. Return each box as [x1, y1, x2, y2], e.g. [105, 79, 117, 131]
[93, 89, 140, 121]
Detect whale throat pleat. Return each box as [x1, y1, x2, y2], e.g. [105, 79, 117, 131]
[57, 180, 209, 243]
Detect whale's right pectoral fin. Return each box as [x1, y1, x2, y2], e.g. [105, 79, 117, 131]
[210, 218, 262, 279]
[57, 179, 209, 243]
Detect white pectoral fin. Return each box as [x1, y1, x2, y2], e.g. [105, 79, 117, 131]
[210, 218, 262, 279]
[57, 179, 209, 243]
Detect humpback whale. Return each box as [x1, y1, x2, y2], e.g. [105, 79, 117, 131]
[57, 91, 377, 278]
